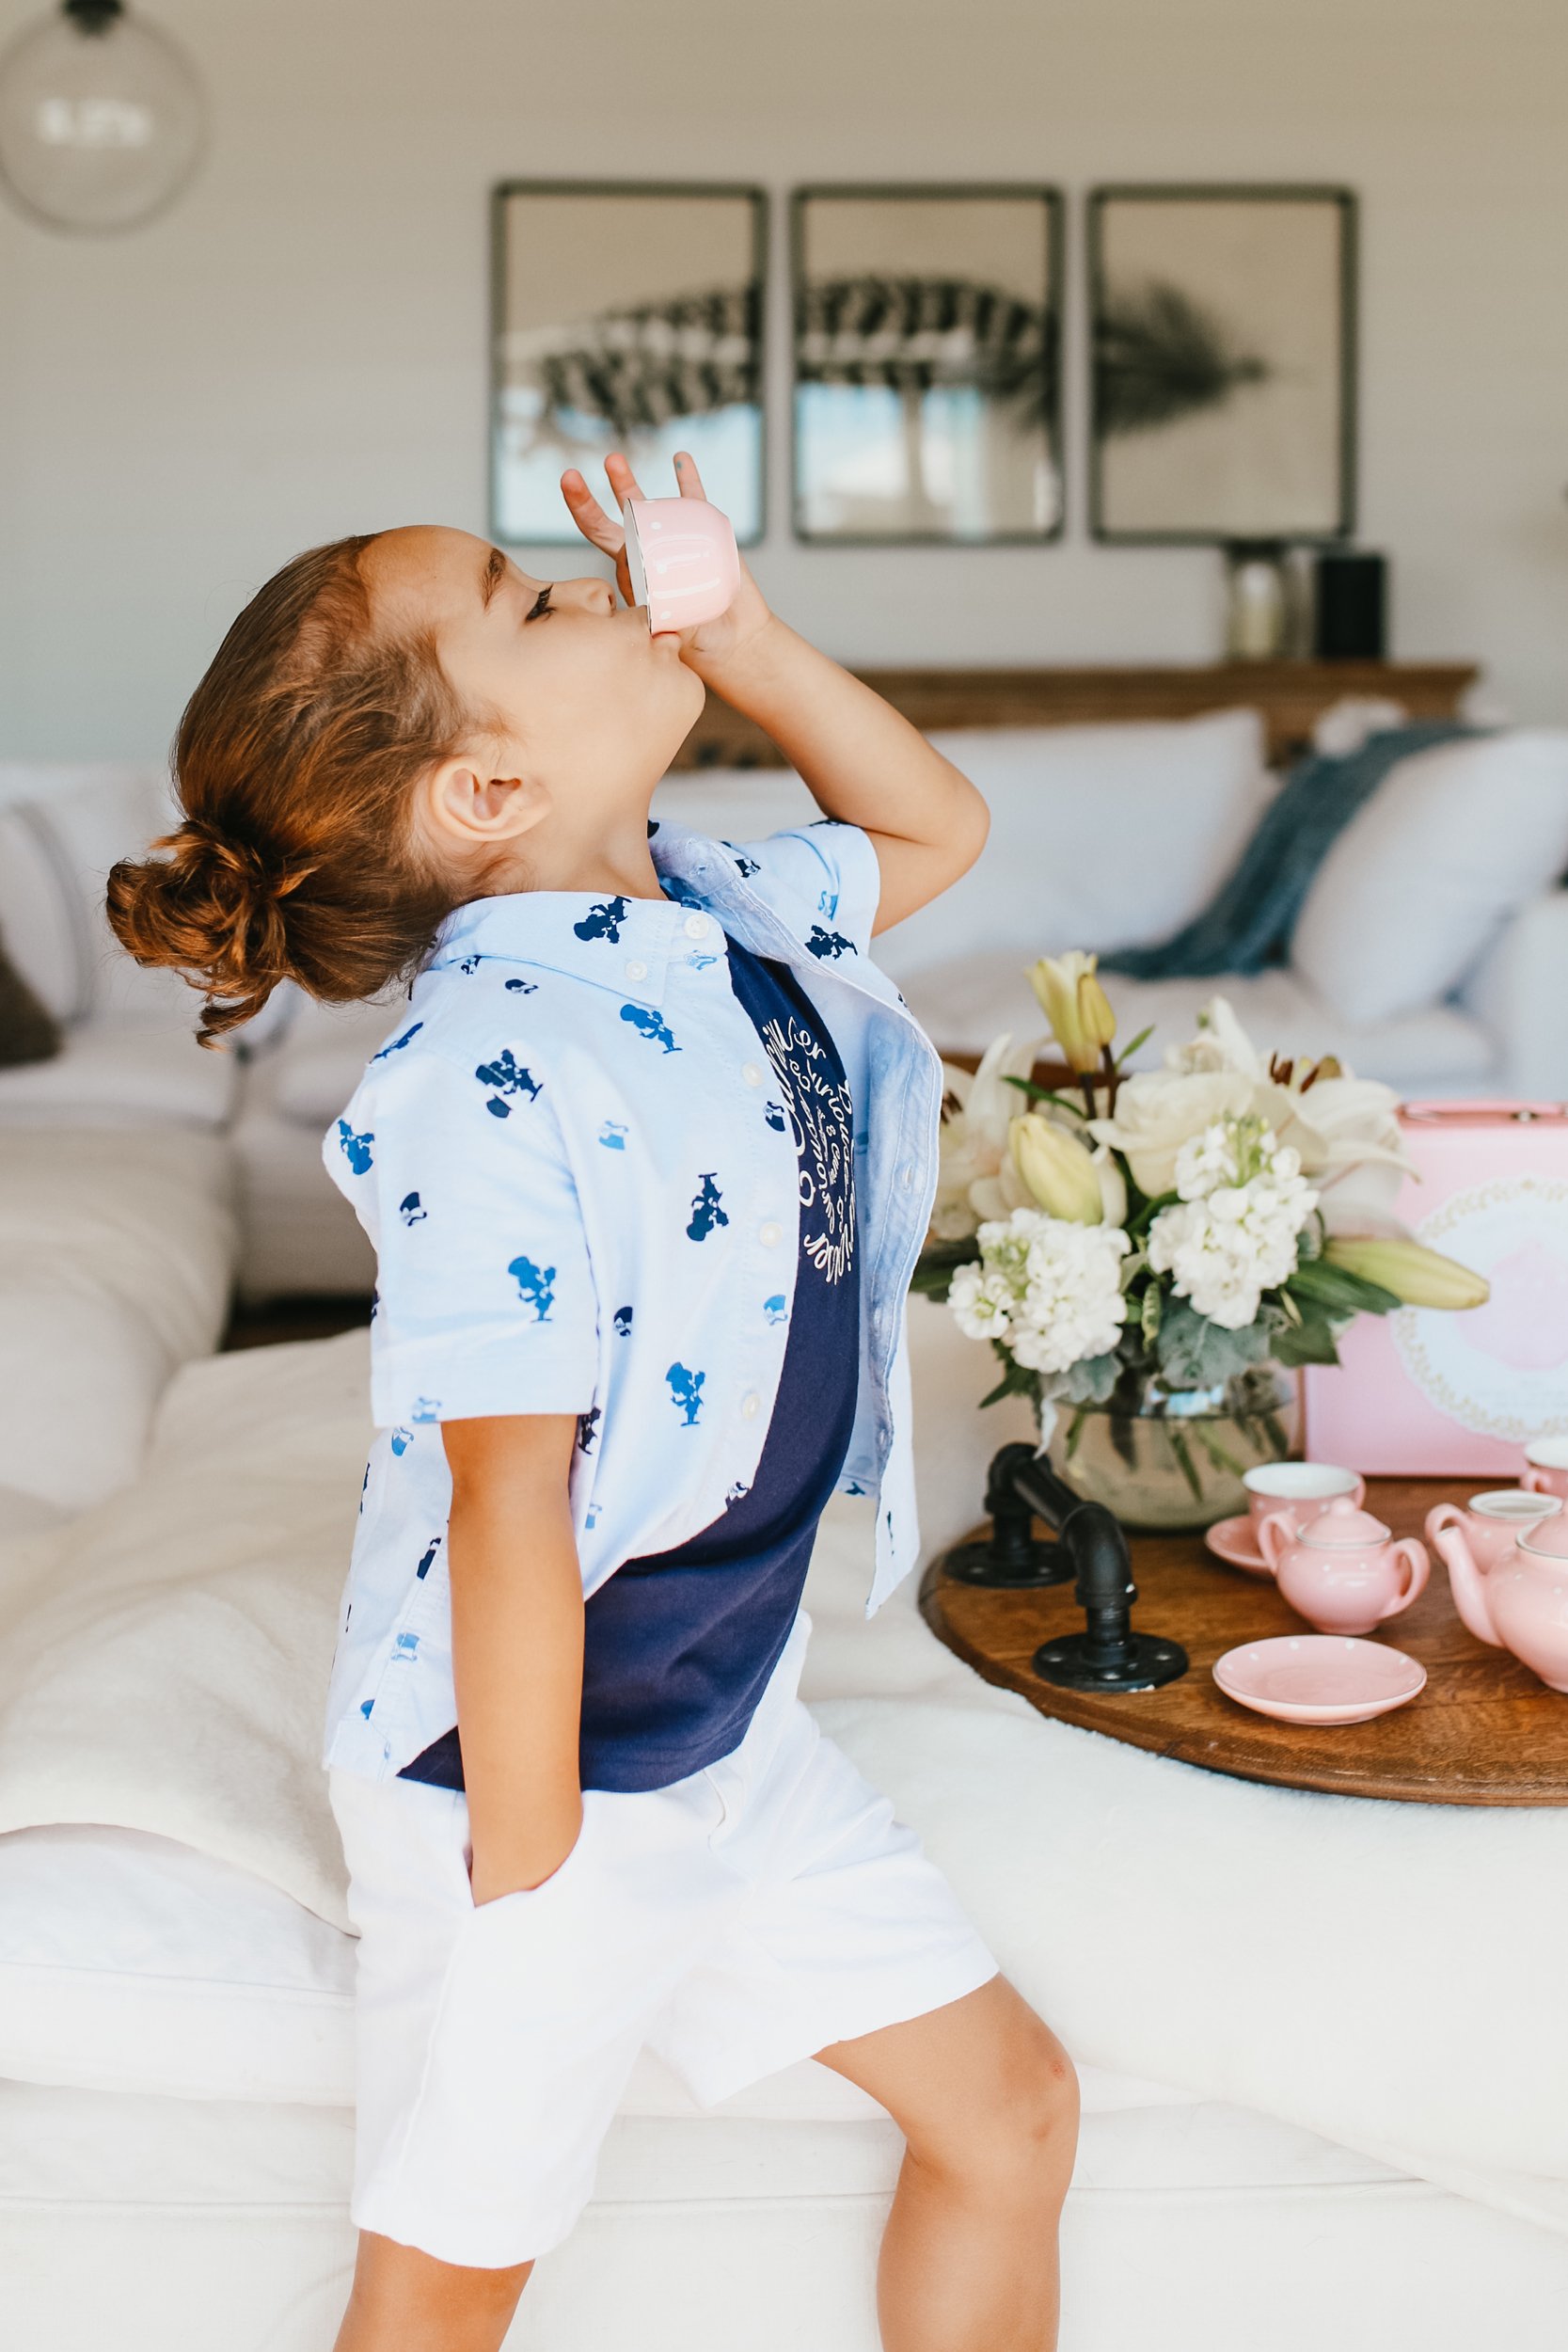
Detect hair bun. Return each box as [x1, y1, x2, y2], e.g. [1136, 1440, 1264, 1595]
[105, 816, 315, 1046]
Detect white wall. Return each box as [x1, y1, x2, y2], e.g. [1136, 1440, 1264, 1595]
[1, 0, 1564, 758]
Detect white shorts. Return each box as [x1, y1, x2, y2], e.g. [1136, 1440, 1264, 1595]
[329, 1615, 997, 2268]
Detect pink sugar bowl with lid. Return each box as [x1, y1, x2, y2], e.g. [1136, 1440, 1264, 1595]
[1429, 1496, 1568, 1692]
[1258, 1496, 1430, 1636]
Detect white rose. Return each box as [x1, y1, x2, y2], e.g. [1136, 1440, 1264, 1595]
[1089, 1068, 1252, 1198]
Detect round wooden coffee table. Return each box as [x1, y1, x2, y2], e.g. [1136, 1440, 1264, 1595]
[920, 1475, 1568, 1806]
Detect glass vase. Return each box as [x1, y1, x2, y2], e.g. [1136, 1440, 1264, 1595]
[1045, 1363, 1302, 1532]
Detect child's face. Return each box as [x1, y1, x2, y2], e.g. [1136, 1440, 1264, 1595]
[364, 524, 704, 799]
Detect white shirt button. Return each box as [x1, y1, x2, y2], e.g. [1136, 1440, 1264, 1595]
[759, 1221, 783, 1247]
[625, 959, 648, 981]
[742, 1060, 764, 1087]
[683, 913, 709, 940]
[740, 1391, 761, 1419]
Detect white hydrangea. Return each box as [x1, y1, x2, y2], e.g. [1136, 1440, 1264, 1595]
[1148, 1116, 1318, 1330]
[949, 1205, 1130, 1375]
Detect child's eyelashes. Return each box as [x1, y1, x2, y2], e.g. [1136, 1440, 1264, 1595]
[525, 585, 554, 622]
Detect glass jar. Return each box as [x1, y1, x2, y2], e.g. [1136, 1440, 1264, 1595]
[1046, 1362, 1302, 1532]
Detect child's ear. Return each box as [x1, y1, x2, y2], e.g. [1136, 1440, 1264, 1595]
[421, 759, 551, 847]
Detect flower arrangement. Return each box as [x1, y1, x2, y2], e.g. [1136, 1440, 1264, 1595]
[927, 954, 1488, 1505]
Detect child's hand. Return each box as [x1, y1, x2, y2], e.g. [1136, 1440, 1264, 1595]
[560, 450, 775, 687]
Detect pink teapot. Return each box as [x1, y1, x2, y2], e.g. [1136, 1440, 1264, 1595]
[1258, 1497, 1430, 1635]
[1427, 1498, 1568, 1692]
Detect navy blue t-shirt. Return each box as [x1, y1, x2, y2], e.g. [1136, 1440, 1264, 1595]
[400, 930, 860, 1797]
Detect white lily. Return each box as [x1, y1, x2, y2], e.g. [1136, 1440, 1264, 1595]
[932, 1032, 1051, 1238]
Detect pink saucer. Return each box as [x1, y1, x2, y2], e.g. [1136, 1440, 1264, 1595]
[1213, 1635, 1427, 1726]
[1204, 1515, 1272, 1576]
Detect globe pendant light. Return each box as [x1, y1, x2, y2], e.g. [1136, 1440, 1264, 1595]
[0, 0, 204, 232]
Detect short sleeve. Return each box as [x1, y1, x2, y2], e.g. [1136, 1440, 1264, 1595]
[323, 1041, 599, 1430]
[727, 819, 883, 966]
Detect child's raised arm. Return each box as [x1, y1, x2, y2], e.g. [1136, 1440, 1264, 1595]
[562, 451, 990, 939]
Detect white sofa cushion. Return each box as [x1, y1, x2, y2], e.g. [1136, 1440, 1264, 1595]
[0, 1017, 239, 1131]
[0, 764, 187, 1026]
[0, 1128, 236, 1514]
[651, 710, 1273, 985]
[1291, 731, 1568, 1025]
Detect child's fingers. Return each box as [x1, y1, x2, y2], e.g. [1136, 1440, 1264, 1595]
[673, 450, 707, 499]
[559, 469, 625, 555]
[603, 449, 649, 510]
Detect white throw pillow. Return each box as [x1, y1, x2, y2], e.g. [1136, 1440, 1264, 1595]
[1291, 732, 1568, 1025]
[652, 710, 1271, 986]
[870, 709, 1270, 980]
[0, 764, 182, 1026]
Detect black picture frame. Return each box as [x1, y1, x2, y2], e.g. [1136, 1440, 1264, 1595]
[790, 183, 1065, 546]
[1087, 184, 1357, 547]
[489, 178, 768, 548]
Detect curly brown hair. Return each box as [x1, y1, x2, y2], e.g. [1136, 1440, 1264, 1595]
[105, 534, 473, 1045]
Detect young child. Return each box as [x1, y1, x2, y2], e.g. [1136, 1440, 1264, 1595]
[108, 451, 1078, 2352]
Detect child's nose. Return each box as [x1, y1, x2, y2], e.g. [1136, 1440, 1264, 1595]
[553, 576, 617, 617]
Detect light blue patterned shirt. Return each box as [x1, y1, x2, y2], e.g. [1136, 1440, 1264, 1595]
[321, 817, 942, 1781]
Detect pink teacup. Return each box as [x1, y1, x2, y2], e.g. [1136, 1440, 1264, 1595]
[1243, 1462, 1365, 1546]
[1522, 1436, 1568, 1504]
[1425, 1488, 1561, 1573]
[621, 494, 740, 634]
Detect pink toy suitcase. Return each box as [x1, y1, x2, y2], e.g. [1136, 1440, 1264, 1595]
[1302, 1101, 1568, 1475]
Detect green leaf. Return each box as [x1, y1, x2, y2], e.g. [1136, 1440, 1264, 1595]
[977, 1342, 1039, 1410]
[1001, 1075, 1088, 1117]
[1165, 1426, 1205, 1502]
[1059, 1351, 1121, 1406]
[1272, 1314, 1341, 1369]
[1154, 1297, 1271, 1391]
[910, 1240, 978, 1299]
[1126, 1187, 1179, 1240]
[1287, 1260, 1402, 1318]
[1113, 1025, 1155, 1068]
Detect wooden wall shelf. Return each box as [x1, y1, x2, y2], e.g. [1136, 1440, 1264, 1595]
[671, 660, 1479, 772]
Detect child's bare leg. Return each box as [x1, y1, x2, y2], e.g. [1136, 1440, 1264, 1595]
[333, 2232, 531, 2352]
[816, 1976, 1078, 2352]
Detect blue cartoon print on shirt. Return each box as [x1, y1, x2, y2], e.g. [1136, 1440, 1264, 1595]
[372, 1021, 424, 1060]
[574, 896, 629, 943]
[764, 1099, 785, 1132]
[685, 949, 719, 971]
[337, 1120, 374, 1173]
[411, 1396, 441, 1423]
[475, 1050, 542, 1117]
[415, 1534, 442, 1581]
[577, 1406, 601, 1454]
[504, 977, 538, 993]
[390, 1426, 414, 1456]
[721, 842, 762, 879]
[620, 1003, 679, 1054]
[816, 889, 839, 918]
[458, 955, 482, 975]
[399, 1192, 426, 1227]
[687, 1173, 728, 1241]
[613, 1304, 633, 1337]
[666, 1362, 705, 1425]
[598, 1120, 629, 1150]
[806, 925, 854, 961]
[508, 1255, 556, 1320]
[764, 1294, 787, 1326]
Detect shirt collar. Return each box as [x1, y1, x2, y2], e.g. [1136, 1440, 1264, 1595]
[424, 823, 739, 1009]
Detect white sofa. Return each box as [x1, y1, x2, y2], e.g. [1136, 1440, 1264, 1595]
[5, 715, 1567, 1310]
[1, 1311, 1564, 2351]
